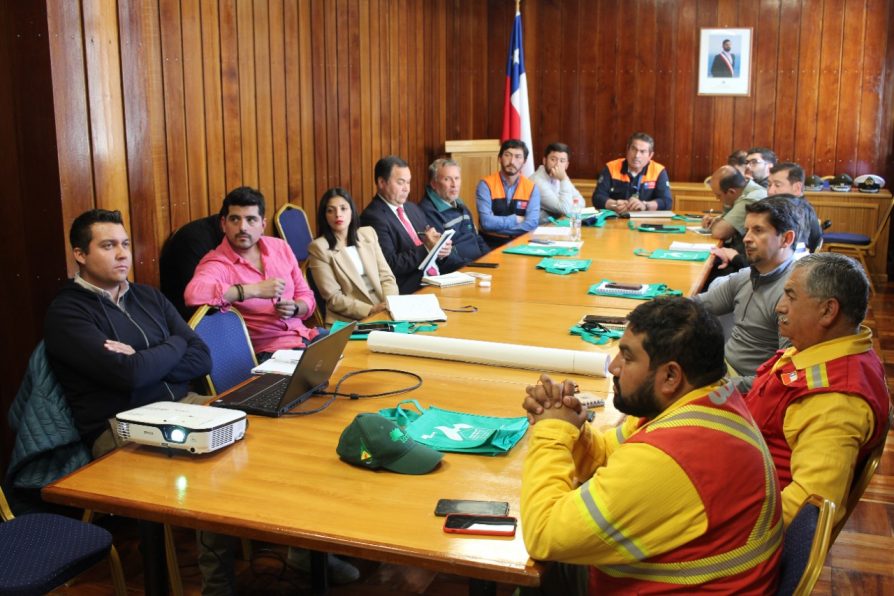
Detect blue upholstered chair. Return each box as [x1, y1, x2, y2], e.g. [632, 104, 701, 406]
[0, 485, 127, 596]
[188, 305, 258, 395]
[776, 494, 835, 596]
[822, 197, 893, 291]
[274, 203, 314, 264]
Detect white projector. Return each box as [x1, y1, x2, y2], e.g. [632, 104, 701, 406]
[116, 401, 247, 454]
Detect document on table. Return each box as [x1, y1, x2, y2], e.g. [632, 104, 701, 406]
[669, 241, 717, 252]
[386, 294, 448, 322]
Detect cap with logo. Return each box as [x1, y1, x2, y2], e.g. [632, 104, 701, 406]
[855, 174, 885, 193]
[804, 175, 827, 192]
[336, 413, 443, 474]
[830, 173, 854, 192]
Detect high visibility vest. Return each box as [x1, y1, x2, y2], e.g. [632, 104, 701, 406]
[482, 172, 535, 217]
[746, 347, 890, 489]
[589, 384, 783, 594]
[605, 158, 666, 198]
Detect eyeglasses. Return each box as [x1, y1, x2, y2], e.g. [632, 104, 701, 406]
[745, 159, 765, 166]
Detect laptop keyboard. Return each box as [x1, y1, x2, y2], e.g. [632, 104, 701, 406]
[239, 378, 288, 411]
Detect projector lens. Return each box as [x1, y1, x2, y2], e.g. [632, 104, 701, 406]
[167, 427, 187, 443]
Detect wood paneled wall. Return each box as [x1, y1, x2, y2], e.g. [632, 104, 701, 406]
[497, 0, 894, 184]
[47, 0, 495, 286]
[45, 0, 894, 287]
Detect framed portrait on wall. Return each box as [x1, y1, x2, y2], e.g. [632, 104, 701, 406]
[698, 28, 752, 96]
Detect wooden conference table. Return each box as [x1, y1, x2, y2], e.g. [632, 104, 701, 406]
[44, 217, 715, 593]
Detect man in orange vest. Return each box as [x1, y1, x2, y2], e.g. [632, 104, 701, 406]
[475, 139, 541, 246]
[592, 132, 673, 213]
[521, 297, 782, 594]
[745, 252, 890, 526]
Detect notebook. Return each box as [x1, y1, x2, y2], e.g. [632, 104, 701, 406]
[422, 271, 475, 287]
[386, 294, 447, 322]
[211, 322, 355, 417]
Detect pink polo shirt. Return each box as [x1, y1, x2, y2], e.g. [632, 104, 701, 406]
[185, 236, 317, 353]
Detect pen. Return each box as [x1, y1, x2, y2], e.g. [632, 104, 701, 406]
[529, 238, 554, 245]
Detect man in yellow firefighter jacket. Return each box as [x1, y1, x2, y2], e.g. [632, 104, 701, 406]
[521, 297, 781, 594]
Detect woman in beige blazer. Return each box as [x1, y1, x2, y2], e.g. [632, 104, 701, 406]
[307, 187, 399, 323]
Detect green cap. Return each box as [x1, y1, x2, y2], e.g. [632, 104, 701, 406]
[337, 413, 443, 474]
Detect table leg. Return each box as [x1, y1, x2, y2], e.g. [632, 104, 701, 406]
[310, 550, 329, 594]
[138, 520, 169, 596]
[469, 578, 497, 596]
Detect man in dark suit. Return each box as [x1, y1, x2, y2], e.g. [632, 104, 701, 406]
[711, 38, 735, 77]
[360, 156, 455, 294]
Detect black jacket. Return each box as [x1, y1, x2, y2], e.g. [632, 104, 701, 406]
[360, 195, 447, 294]
[44, 280, 212, 443]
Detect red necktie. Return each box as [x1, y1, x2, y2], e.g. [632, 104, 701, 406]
[397, 206, 422, 247]
[397, 206, 439, 276]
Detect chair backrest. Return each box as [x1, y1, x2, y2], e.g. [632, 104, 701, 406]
[188, 305, 258, 395]
[867, 198, 894, 248]
[777, 494, 835, 596]
[831, 405, 893, 541]
[275, 203, 314, 263]
[304, 265, 327, 326]
[0, 485, 14, 522]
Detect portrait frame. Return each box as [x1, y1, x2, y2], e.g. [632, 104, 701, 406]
[698, 28, 752, 96]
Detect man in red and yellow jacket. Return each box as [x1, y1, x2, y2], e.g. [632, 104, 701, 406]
[522, 297, 781, 594]
[592, 132, 673, 213]
[745, 252, 890, 526]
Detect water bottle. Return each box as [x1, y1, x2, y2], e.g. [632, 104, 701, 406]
[569, 196, 582, 242]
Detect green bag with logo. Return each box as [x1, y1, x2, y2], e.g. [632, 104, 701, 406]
[503, 244, 580, 257]
[378, 399, 529, 455]
[536, 257, 592, 275]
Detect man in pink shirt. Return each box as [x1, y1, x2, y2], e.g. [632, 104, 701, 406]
[185, 187, 320, 357]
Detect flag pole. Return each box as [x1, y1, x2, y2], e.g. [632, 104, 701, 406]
[516, 0, 520, 13]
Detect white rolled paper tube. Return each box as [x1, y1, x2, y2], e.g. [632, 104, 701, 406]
[366, 331, 610, 377]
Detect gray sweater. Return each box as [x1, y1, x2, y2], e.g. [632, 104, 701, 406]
[696, 257, 794, 377]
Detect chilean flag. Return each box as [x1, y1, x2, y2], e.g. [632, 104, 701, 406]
[501, 7, 533, 177]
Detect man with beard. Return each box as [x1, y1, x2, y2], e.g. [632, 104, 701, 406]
[519, 297, 782, 594]
[185, 187, 321, 358]
[745, 147, 777, 189]
[476, 139, 541, 246]
[696, 196, 798, 378]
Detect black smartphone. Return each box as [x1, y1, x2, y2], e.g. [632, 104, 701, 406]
[354, 322, 395, 335]
[640, 223, 666, 231]
[584, 314, 627, 326]
[604, 282, 644, 291]
[435, 499, 509, 517]
[443, 514, 517, 536]
[466, 262, 500, 269]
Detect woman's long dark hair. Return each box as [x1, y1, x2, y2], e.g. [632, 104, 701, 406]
[317, 187, 360, 250]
